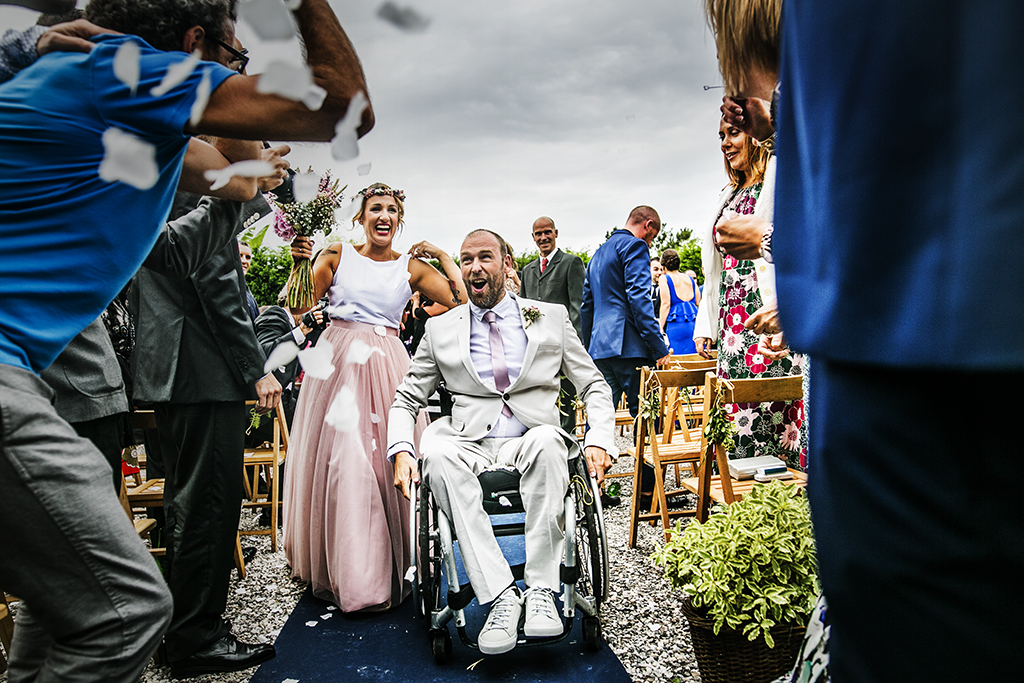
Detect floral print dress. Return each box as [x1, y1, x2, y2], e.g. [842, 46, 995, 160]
[714, 183, 807, 469]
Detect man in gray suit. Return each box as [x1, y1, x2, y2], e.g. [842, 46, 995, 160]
[389, 229, 615, 656]
[520, 217, 586, 435]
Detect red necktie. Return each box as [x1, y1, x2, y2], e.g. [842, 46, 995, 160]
[540, 257, 548, 273]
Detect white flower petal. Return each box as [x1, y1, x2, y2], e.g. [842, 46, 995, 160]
[330, 90, 367, 161]
[298, 339, 335, 380]
[263, 341, 300, 374]
[302, 84, 327, 111]
[292, 171, 320, 203]
[189, 66, 212, 128]
[204, 160, 277, 191]
[326, 303, 357, 319]
[356, 162, 372, 176]
[324, 385, 360, 432]
[404, 566, 416, 583]
[151, 50, 201, 97]
[238, 0, 297, 41]
[98, 128, 158, 190]
[369, 413, 381, 424]
[345, 339, 383, 365]
[305, 621, 318, 627]
[377, 1, 431, 32]
[320, 613, 333, 620]
[256, 60, 313, 101]
[113, 40, 140, 95]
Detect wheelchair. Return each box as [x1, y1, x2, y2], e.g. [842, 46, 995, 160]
[408, 452, 610, 664]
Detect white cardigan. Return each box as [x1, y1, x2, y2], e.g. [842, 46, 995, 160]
[693, 157, 778, 343]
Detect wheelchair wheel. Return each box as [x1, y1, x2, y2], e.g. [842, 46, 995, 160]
[430, 627, 453, 664]
[571, 457, 609, 606]
[582, 615, 602, 651]
[416, 486, 443, 619]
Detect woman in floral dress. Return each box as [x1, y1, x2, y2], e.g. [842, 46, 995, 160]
[693, 119, 806, 469]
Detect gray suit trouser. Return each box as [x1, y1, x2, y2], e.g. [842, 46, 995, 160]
[0, 365, 172, 682]
[420, 425, 568, 604]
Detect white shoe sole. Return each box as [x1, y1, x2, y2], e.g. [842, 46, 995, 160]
[478, 635, 517, 655]
[523, 619, 563, 637]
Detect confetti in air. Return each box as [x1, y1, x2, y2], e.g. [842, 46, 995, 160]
[205, 160, 277, 191]
[256, 61, 326, 111]
[291, 170, 320, 203]
[238, 0, 297, 40]
[356, 162, 372, 176]
[330, 90, 368, 161]
[326, 303, 358, 319]
[345, 340, 383, 365]
[369, 413, 381, 424]
[376, 1, 431, 32]
[189, 67, 212, 127]
[112, 40, 140, 95]
[263, 340, 300, 374]
[98, 128, 158, 190]
[298, 339, 335, 379]
[325, 386, 360, 432]
[151, 50, 201, 97]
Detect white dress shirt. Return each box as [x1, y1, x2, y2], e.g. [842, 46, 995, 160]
[468, 293, 529, 439]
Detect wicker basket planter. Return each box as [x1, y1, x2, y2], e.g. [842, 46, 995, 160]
[681, 595, 804, 683]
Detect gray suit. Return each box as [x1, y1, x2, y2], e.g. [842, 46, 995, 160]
[388, 297, 615, 603]
[520, 249, 586, 432]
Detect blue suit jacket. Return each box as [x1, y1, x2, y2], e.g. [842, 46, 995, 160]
[581, 229, 669, 362]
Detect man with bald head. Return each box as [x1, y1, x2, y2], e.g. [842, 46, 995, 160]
[520, 216, 586, 433]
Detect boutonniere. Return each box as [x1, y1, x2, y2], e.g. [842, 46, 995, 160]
[522, 306, 542, 329]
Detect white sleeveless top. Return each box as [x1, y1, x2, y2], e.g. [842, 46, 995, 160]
[328, 245, 413, 329]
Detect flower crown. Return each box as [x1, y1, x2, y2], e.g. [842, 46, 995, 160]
[360, 186, 406, 202]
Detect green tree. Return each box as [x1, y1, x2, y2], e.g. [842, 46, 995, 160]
[514, 247, 591, 271]
[246, 244, 292, 307]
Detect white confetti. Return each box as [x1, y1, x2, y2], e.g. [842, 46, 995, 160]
[305, 621, 318, 627]
[98, 128, 158, 190]
[326, 605, 337, 611]
[330, 90, 368, 161]
[256, 61, 324, 110]
[325, 385, 360, 432]
[302, 84, 327, 111]
[369, 413, 381, 424]
[356, 162, 372, 176]
[282, 679, 300, 683]
[337, 195, 361, 223]
[113, 39, 140, 95]
[204, 160, 276, 191]
[320, 613, 333, 620]
[263, 340, 300, 374]
[372, 438, 377, 452]
[238, 0, 296, 40]
[292, 171, 320, 203]
[326, 303, 357, 319]
[345, 339, 383, 365]
[404, 566, 416, 583]
[189, 66, 212, 127]
[298, 339, 335, 380]
[498, 495, 512, 507]
[151, 50, 201, 97]
[377, 1, 431, 32]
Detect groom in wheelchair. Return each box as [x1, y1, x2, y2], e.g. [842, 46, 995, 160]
[388, 228, 616, 655]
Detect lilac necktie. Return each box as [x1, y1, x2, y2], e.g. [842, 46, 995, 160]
[483, 310, 514, 417]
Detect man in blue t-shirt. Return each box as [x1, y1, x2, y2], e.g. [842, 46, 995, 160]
[0, 2, 373, 681]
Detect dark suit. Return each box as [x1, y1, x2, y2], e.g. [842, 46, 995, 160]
[520, 249, 586, 431]
[131, 191, 271, 662]
[581, 229, 669, 417]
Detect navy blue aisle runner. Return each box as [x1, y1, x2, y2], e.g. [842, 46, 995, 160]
[251, 531, 631, 683]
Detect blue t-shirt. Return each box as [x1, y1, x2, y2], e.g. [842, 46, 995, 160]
[0, 34, 235, 373]
[774, 0, 1024, 369]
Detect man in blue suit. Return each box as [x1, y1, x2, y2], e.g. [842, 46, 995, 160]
[581, 206, 670, 418]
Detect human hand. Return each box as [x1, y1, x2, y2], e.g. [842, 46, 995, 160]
[695, 337, 713, 359]
[583, 446, 612, 486]
[298, 307, 326, 336]
[716, 215, 769, 260]
[36, 19, 117, 56]
[253, 374, 282, 414]
[290, 235, 314, 260]
[757, 332, 789, 361]
[655, 353, 671, 368]
[407, 241, 444, 260]
[744, 302, 782, 336]
[393, 451, 420, 500]
[721, 96, 774, 143]
[256, 144, 291, 193]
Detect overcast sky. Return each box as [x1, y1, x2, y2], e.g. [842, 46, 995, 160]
[2, 0, 728, 256]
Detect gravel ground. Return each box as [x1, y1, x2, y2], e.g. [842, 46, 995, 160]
[2, 427, 704, 683]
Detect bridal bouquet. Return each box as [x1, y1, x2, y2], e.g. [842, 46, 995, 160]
[271, 170, 345, 309]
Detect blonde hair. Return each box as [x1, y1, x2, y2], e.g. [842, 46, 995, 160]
[723, 126, 771, 189]
[703, 0, 781, 95]
[352, 182, 405, 226]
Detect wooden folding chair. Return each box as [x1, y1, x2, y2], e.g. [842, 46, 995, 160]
[681, 372, 807, 522]
[240, 401, 289, 553]
[627, 361, 717, 547]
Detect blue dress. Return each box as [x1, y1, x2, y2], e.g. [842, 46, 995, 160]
[664, 274, 698, 355]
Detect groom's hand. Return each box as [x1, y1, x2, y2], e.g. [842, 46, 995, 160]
[583, 446, 612, 486]
[393, 451, 420, 500]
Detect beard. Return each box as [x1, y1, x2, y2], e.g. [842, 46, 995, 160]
[464, 269, 506, 309]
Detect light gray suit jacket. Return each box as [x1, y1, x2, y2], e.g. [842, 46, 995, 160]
[388, 296, 617, 460]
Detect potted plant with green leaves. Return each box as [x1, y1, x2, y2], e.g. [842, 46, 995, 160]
[652, 480, 819, 683]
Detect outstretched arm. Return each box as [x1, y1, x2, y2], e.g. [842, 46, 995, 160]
[408, 241, 467, 308]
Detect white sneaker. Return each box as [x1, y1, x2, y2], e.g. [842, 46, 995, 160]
[523, 586, 562, 637]
[478, 586, 523, 655]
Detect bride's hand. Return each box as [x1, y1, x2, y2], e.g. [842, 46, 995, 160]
[291, 235, 314, 260]
[408, 241, 443, 260]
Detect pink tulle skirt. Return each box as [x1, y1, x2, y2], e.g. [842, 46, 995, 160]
[282, 321, 426, 611]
